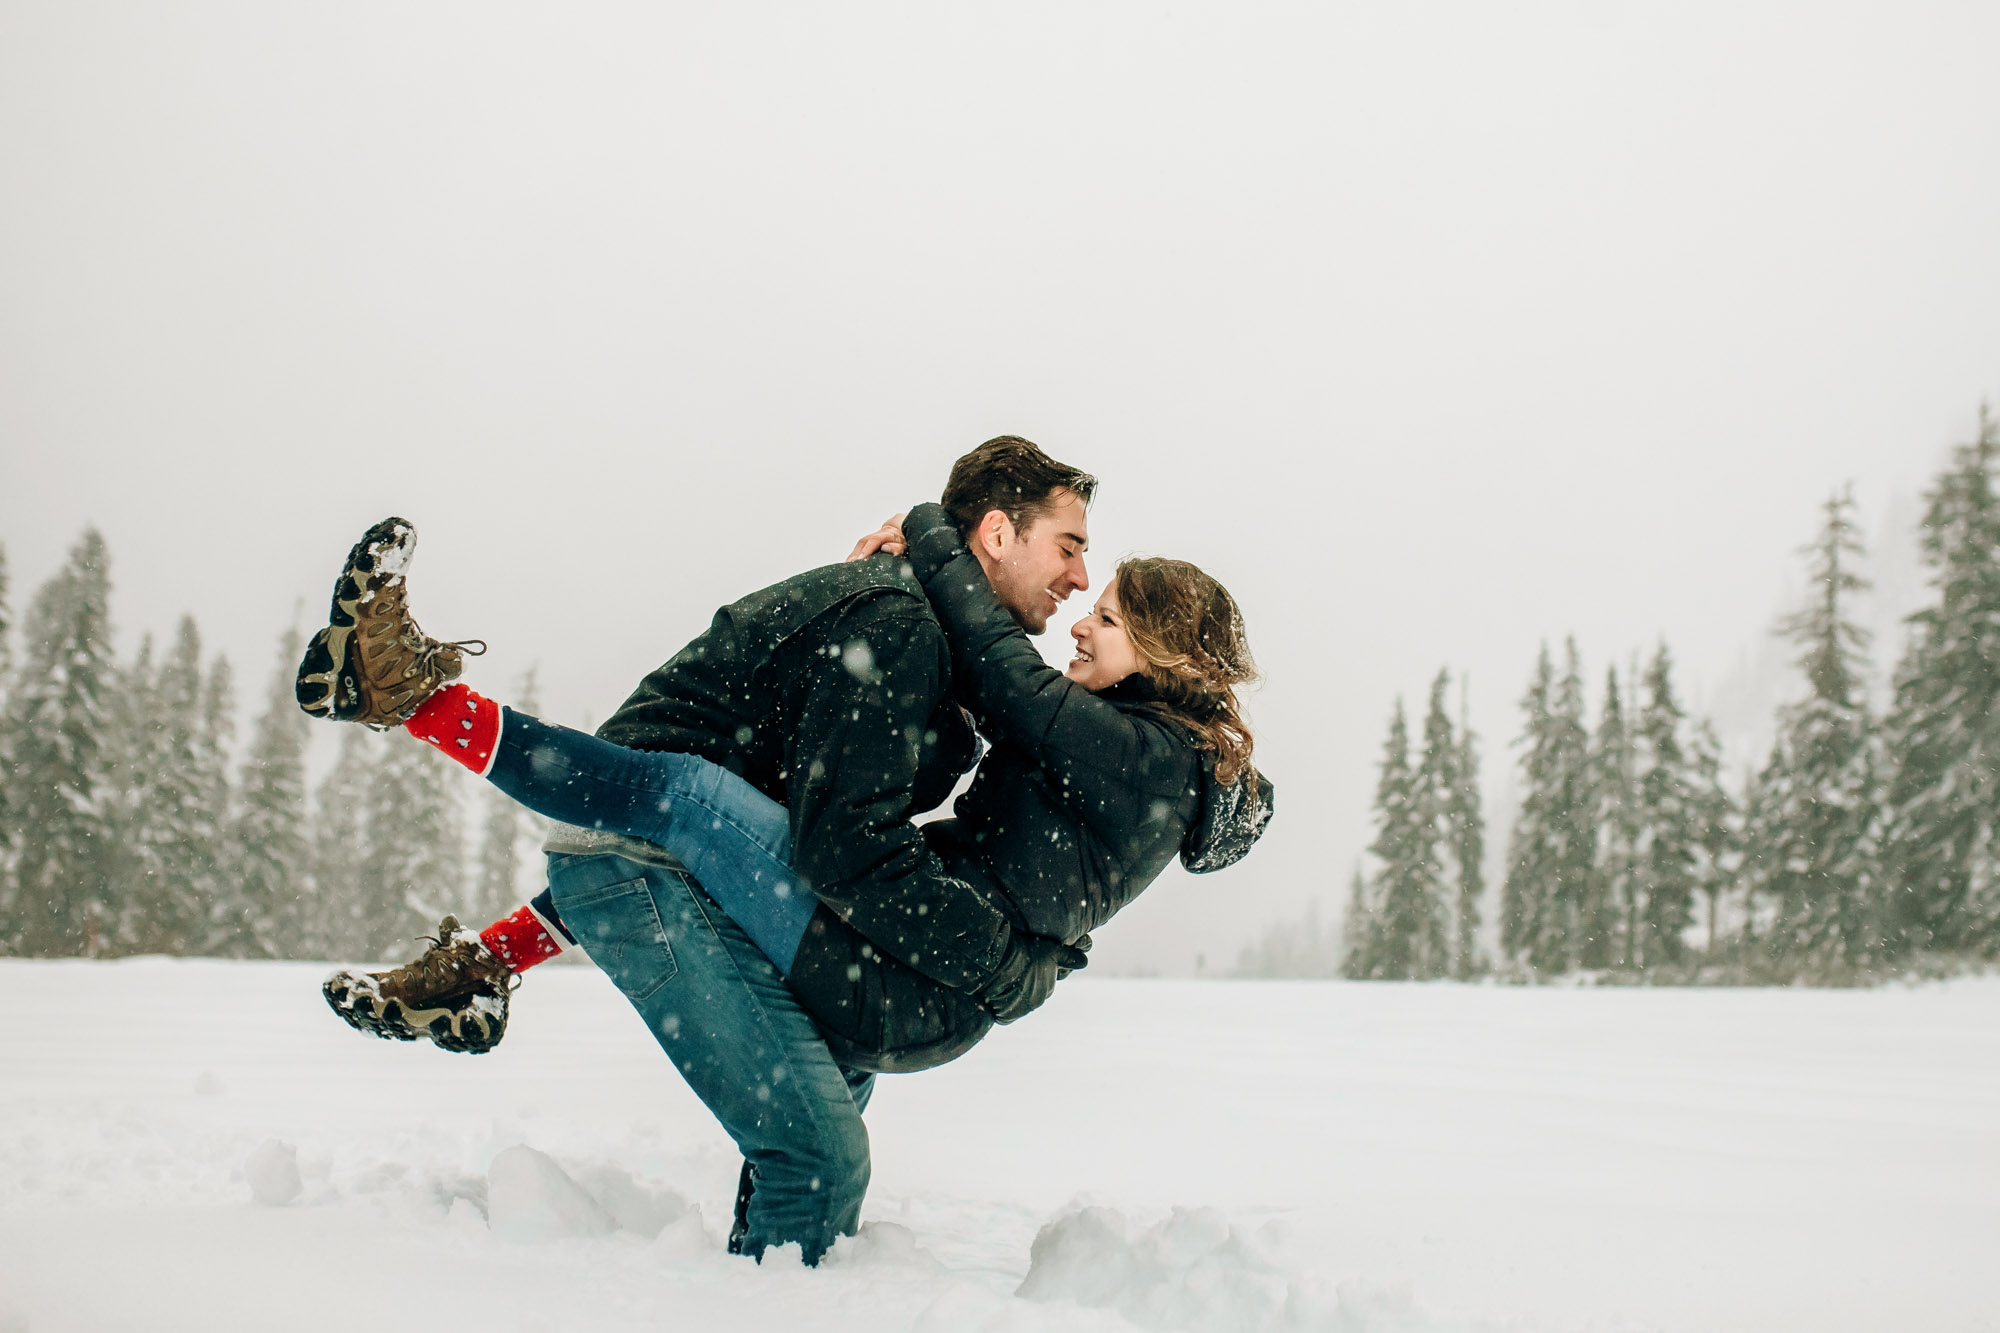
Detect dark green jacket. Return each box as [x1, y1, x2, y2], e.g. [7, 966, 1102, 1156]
[595, 556, 1011, 989]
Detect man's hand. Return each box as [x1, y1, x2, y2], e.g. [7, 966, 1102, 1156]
[972, 931, 1090, 1024]
[844, 513, 909, 563]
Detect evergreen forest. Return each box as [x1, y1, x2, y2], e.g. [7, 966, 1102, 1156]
[0, 538, 545, 961]
[1236, 407, 2000, 984]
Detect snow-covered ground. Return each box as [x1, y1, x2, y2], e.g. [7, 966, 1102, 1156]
[1, 961, 1995, 1333]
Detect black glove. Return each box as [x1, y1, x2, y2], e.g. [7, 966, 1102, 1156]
[973, 932, 1090, 1024]
[1057, 932, 1092, 980]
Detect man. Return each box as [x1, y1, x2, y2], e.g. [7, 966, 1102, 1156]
[350, 436, 1096, 1264]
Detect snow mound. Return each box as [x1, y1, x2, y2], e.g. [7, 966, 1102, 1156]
[653, 1206, 715, 1266]
[824, 1220, 946, 1274]
[1018, 1205, 1343, 1333]
[571, 1161, 696, 1237]
[486, 1145, 614, 1241]
[243, 1139, 302, 1207]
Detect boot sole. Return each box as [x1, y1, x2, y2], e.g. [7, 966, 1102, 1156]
[296, 517, 418, 722]
[322, 969, 506, 1055]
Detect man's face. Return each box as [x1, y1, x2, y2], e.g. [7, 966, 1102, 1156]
[974, 489, 1091, 633]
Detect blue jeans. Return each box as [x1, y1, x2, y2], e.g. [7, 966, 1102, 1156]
[489, 709, 816, 972]
[545, 850, 873, 1264]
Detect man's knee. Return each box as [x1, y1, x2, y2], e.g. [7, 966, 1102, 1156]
[811, 1112, 871, 1206]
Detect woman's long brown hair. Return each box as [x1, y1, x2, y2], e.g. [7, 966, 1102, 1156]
[1113, 557, 1258, 785]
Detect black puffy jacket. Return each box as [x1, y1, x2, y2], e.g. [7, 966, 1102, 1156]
[790, 504, 1275, 1071]
[593, 556, 1010, 990]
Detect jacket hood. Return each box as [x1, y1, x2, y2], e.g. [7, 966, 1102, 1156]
[1179, 761, 1275, 874]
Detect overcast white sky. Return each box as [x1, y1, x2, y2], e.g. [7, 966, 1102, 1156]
[3, 2, 1995, 974]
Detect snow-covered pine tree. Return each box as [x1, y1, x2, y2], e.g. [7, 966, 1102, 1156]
[1536, 641, 1597, 975]
[1633, 645, 1697, 970]
[1500, 645, 1557, 971]
[4, 530, 117, 956]
[1738, 749, 1781, 953]
[1586, 666, 1638, 970]
[359, 733, 467, 960]
[1761, 490, 1882, 976]
[310, 726, 380, 960]
[1882, 406, 2000, 958]
[119, 616, 212, 955]
[218, 629, 311, 958]
[1685, 718, 1739, 962]
[1408, 671, 1458, 978]
[96, 634, 159, 955]
[1339, 864, 1376, 979]
[192, 654, 236, 953]
[1367, 699, 1434, 979]
[1448, 679, 1486, 979]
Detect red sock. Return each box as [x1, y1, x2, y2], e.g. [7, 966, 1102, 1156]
[480, 904, 567, 973]
[406, 683, 501, 775]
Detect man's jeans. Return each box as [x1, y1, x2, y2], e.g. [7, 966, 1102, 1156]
[546, 848, 874, 1264]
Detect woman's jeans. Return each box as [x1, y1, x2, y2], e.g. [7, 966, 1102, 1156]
[488, 708, 817, 972]
[485, 709, 869, 1263]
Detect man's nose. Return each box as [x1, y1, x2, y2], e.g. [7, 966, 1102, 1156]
[1071, 558, 1090, 593]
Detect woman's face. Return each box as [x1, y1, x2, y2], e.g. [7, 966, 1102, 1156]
[1065, 582, 1143, 690]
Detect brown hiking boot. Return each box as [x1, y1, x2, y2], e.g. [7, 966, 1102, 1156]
[322, 916, 516, 1054]
[295, 516, 484, 728]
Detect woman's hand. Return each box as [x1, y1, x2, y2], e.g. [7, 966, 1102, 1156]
[844, 513, 909, 563]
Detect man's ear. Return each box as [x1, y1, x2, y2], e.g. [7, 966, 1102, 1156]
[973, 509, 1016, 560]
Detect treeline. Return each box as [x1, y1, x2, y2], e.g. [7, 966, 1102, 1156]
[0, 535, 543, 960]
[1240, 405, 2000, 985]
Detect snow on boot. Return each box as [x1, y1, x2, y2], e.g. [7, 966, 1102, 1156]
[322, 915, 516, 1054]
[295, 516, 484, 728]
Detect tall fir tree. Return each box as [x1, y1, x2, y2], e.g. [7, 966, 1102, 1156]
[1500, 645, 1557, 969]
[1540, 641, 1597, 973]
[1503, 641, 1594, 976]
[1586, 666, 1639, 969]
[220, 627, 311, 958]
[359, 733, 467, 960]
[1737, 751, 1779, 952]
[1633, 645, 1697, 969]
[1882, 406, 2000, 957]
[1761, 490, 1882, 974]
[194, 653, 237, 952]
[3, 530, 117, 955]
[1448, 680, 1486, 979]
[97, 634, 159, 955]
[119, 617, 213, 954]
[1366, 699, 1433, 979]
[1339, 865, 1375, 979]
[1407, 671, 1457, 978]
[1685, 718, 1739, 960]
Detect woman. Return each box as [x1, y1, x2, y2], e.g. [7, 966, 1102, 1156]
[313, 502, 1273, 1070]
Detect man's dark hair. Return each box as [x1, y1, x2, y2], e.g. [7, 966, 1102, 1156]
[941, 436, 1098, 542]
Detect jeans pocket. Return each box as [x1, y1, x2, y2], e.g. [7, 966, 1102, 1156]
[551, 863, 680, 1001]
